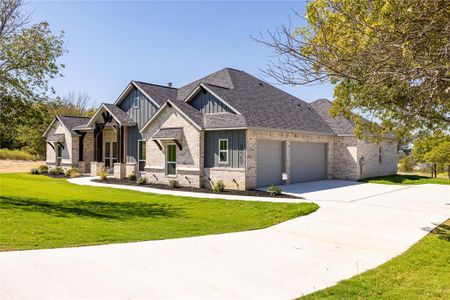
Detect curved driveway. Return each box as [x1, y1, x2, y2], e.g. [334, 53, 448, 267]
[1, 181, 449, 299]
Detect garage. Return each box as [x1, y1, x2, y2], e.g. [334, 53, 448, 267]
[257, 140, 284, 187]
[290, 142, 327, 183]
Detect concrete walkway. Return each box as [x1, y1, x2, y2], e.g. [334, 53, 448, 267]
[1, 182, 449, 299]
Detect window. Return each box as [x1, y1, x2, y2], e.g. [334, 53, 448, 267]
[56, 144, 62, 158]
[133, 90, 139, 108]
[138, 140, 146, 171]
[219, 139, 229, 164]
[378, 146, 383, 164]
[166, 144, 176, 175]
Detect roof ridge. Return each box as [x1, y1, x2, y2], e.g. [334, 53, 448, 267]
[58, 115, 90, 119]
[133, 80, 177, 90]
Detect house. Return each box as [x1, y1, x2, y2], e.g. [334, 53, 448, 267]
[43, 68, 398, 189]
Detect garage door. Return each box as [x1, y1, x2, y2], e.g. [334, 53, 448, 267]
[257, 140, 283, 187]
[290, 142, 327, 183]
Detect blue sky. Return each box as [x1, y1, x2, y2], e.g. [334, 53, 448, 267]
[30, 1, 333, 106]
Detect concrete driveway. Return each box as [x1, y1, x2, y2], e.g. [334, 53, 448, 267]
[1, 182, 449, 300]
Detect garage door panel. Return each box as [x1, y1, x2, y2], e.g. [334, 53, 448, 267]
[291, 142, 327, 183]
[257, 140, 283, 187]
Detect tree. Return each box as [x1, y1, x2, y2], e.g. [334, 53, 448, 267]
[255, 0, 450, 140]
[424, 142, 450, 179]
[0, 0, 65, 154]
[412, 132, 450, 177]
[54, 92, 97, 117]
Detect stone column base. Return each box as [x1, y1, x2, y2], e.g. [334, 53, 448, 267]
[78, 161, 86, 173]
[114, 163, 126, 179]
[90, 162, 104, 176]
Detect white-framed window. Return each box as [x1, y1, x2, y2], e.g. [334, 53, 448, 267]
[166, 144, 176, 175]
[133, 90, 139, 108]
[138, 140, 146, 171]
[378, 146, 383, 164]
[218, 139, 229, 164]
[56, 144, 62, 159]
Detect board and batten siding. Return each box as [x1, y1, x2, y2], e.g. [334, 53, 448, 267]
[119, 87, 159, 129]
[204, 130, 246, 168]
[119, 87, 157, 164]
[190, 89, 233, 114]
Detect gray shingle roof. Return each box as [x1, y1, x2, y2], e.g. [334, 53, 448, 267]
[133, 81, 177, 107]
[57, 116, 90, 135]
[310, 99, 356, 135]
[203, 113, 247, 129]
[168, 100, 204, 129]
[103, 103, 136, 125]
[152, 128, 183, 140]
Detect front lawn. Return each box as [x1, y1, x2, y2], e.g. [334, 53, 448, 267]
[301, 220, 450, 299]
[361, 174, 450, 185]
[0, 173, 318, 251]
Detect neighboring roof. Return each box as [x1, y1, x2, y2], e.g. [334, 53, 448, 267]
[310, 99, 356, 135]
[151, 128, 183, 140]
[133, 81, 178, 107]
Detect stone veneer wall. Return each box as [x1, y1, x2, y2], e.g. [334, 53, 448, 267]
[245, 129, 335, 189]
[333, 136, 358, 180]
[357, 139, 398, 179]
[81, 131, 94, 173]
[142, 106, 202, 188]
[45, 121, 75, 169]
[203, 168, 246, 190]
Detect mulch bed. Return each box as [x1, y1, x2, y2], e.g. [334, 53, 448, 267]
[92, 178, 300, 199]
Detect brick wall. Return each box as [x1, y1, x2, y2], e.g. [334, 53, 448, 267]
[333, 136, 358, 180]
[357, 139, 398, 179]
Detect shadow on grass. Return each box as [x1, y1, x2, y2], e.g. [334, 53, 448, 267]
[0, 196, 180, 220]
[360, 175, 429, 184]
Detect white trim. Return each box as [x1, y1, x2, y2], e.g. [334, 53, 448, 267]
[184, 83, 241, 115]
[140, 100, 202, 133]
[113, 82, 161, 109]
[166, 143, 177, 176]
[218, 138, 229, 164]
[137, 140, 146, 171]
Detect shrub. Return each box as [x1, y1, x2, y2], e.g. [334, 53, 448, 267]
[65, 167, 80, 178]
[0, 148, 39, 161]
[38, 165, 48, 173]
[30, 168, 40, 175]
[99, 169, 108, 180]
[212, 180, 225, 193]
[137, 177, 147, 185]
[398, 156, 414, 172]
[168, 179, 178, 189]
[128, 173, 137, 181]
[49, 166, 64, 176]
[268, 184, 282, 196]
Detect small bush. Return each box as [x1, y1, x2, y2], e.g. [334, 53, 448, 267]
[65, 167, 81, 178]
[268, 184, 282, 196]
[398, 156, 414, 172]
[38, 165, 48, 173]
[128, 173, 137, 181]
[212, 180, 225, 193]
[99, 169, 108, 180]
[30, 168, 40, 175]
[49, 166, 64, 176]
[137, 177, 147, 185]
[168, 179, 178, 189]
[0, 148, 39, 161]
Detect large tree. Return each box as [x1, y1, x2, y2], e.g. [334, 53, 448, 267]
[256, 0, 449, 140]
[412, 131, 450, 177]
[0, 0, 65, 153]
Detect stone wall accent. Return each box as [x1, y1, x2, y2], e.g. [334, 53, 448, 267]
[333, 136, 358, 180]
[203, 168, 246, 190]
[82, 131, 94, 173]
[126, 163, 137, 177]
[142, 106, 202, 188]
[90, 162, 104, 176]
[245, 129, 335, 189]
[357, 139, 398, 179]
[45, 121, 73, 166]
[114, 163, 126, 179]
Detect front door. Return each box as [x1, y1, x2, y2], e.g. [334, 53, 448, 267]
[104, 141, 118, 173]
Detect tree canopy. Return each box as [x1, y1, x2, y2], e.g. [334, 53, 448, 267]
[257, 0, 450, 140]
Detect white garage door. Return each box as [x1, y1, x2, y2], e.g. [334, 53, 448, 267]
[257, 140, 283, 187]
[290, 142, 327, 183]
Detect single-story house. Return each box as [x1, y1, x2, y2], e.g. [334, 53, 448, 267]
[44, 68, 397, 190]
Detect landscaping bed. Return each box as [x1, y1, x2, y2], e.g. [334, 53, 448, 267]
[92, 178, 300, 198]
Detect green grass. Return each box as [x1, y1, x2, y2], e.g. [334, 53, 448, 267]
[0, 148, 40, 161]
[0, 173, 318, 251]
[361, 174, 450, 185]
[300, 220, 450, 299]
